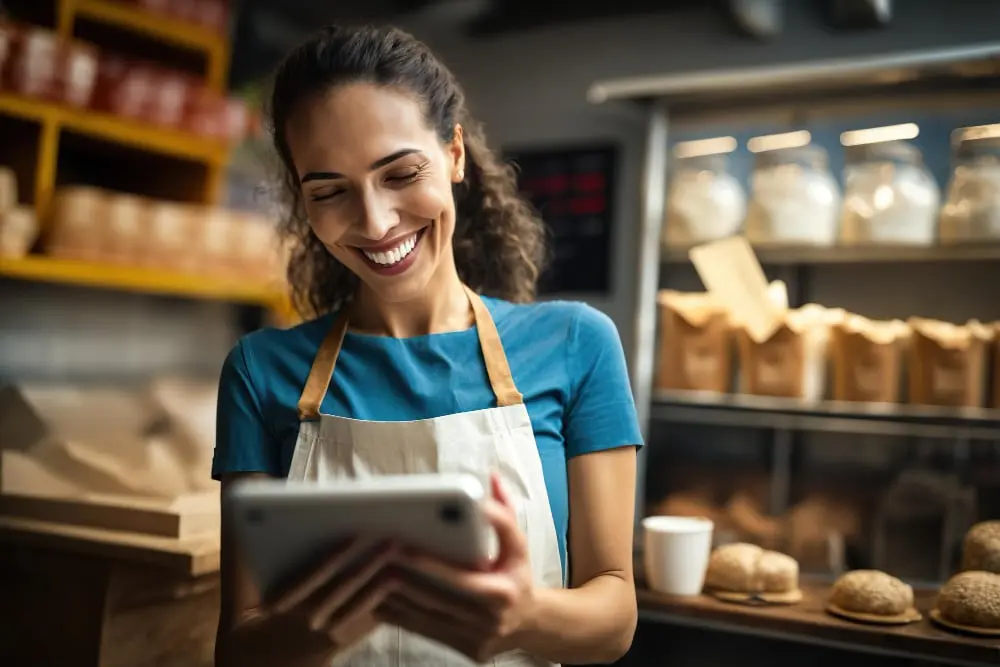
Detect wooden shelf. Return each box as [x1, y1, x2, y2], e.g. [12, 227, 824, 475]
[651, 390, 1000, 440]
[0, 255, 286, 307]
[636, 581, 999, 667]
[0, 93, 228, 165]
[661, 242, 1000, 266]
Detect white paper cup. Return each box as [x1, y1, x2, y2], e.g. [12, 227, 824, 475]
[642, 515, 714, 596]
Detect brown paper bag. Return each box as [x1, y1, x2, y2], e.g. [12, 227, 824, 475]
[831, 315, 910, 403]
[908, 318, 993, 408]
[655, 290, 732, 392]
[737, 304, 843, 400]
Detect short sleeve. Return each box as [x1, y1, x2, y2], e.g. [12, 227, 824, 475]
[564, 305, 643, 458]
[212, 340, 280, 480]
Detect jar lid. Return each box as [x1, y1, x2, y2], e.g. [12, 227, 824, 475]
[673, 153, 729, 172]
[955, 135, 1000, 158]
[845, 140, 922, 165]
[754, 144, 829, 169]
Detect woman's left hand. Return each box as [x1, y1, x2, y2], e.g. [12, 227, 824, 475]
[378, 473, 536, 662]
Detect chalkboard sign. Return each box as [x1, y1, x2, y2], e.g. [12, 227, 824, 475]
[504, 144, 617, 295]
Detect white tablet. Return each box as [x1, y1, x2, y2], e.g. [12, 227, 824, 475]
[225, 473, 493, 603]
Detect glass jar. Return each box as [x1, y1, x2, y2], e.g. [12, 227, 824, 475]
[744, 145, 840, 246]
[663, 153, 746, 247]
[939, 136, 1000, 243]
[839, 141, 940, 245]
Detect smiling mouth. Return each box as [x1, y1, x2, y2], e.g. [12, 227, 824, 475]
[354, 228, 426, 274]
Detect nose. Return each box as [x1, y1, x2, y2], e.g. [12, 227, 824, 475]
[357, 190, 399, 241]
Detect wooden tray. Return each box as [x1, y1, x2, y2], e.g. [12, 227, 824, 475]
[826, 603, 922, 625]
[929, 608, 1000, 637]
[713, 588, 803, 605]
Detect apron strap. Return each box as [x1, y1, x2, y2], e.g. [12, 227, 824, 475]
[296, 286, 523, 420]
[296, 311, 350, 421]
[463, 285, 523, 407]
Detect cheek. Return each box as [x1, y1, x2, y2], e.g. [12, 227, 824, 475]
[399, 180, 453, 223]
[305, 205, 352, 245]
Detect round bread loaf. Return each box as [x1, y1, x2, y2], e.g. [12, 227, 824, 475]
[704, 542, 799, 594]
[962, 521, 1000, 574]
[829, 570, 914, 616]
[937, 571, 1000, 629]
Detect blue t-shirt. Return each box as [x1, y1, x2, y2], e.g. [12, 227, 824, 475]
[213, 297, 643, 572]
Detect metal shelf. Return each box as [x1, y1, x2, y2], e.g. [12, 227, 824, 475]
[661, 243, 1000, 266]
[652, 390, 1000, 440]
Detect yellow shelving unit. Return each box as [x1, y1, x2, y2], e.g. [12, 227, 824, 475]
[0, 0, 293, 319]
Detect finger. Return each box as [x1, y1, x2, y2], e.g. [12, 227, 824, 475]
[326, 579, 398, 647]
[481, 498, 526, 569]
[391, 578, 495, 631]
[490, 472, 512, 508]
[403, 554, 518, 609]
[310, 545, 400, 631]
[270, 538, 376, 614]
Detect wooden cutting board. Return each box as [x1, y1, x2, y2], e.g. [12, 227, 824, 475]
[0, 451, 218, 539]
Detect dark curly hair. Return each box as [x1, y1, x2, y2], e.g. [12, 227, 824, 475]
[268, 25, 548, 318]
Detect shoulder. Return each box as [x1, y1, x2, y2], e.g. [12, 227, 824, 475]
[484, 297, 623, 351]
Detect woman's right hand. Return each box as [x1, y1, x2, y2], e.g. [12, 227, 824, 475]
[265, 538, 401, 650]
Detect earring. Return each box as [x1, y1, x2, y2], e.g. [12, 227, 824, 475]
[457, 169, 465, 181]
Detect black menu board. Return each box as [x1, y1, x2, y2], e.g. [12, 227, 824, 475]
[504, 144, 617, 295]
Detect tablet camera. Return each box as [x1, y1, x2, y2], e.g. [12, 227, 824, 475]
[438, 502, 464, 524]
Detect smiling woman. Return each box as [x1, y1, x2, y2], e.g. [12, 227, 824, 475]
[213, 24, 642, 667]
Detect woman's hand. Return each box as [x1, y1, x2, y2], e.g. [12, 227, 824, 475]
[256, 538, 400, 656]
[378, 474, 536, 662]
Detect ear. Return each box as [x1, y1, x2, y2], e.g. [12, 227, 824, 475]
[448, 124, 466, 183]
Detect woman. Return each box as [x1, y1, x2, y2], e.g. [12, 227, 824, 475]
[213, 24, 642, 667]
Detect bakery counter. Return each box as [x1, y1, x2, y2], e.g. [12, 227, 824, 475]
[635, 579, 1000, 667]
[0, 517, 221, 667]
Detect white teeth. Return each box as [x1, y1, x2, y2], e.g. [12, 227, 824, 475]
[362, 233, 417, 266]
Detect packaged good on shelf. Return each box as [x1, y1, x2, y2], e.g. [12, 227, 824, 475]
[785, 492, 861, 574]
[146, 68, 191, 128]
[736, 303, 845, 401]
[663, 152, 746, 247]
[199, 206, 239, 277]
[185, 86, 227, 139]
[91, 54, 155, 121]
[744, 145, 840, 247]
[0, 205, 38, 258]
[7, 27, 97, 108]
[830, 314, 910, 403]
[655, 290, 732, 393]
[104, 192, 147, 264]
[233, 212, 282, 279]
[47, 186, 108, 260]
[192, 0, 230, 33]
[146, 200, 196, 270]
[908, 318, 994, 407]
[961, 520, 1000, 574]
[0, 166, 16, 212]
[840, 141, 940, 245]
[939, 134, 1000, 244]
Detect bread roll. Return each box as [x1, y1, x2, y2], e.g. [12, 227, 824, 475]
[829, 570, 914, 616]
[705, 542, 799, 594]
[937, 571, 1000, 629]
[962, 520, 1000, 574]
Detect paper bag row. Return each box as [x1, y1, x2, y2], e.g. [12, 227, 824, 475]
[656, 290, 1000, 408]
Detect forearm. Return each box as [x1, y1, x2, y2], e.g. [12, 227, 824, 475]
[513, 574, 638, 665]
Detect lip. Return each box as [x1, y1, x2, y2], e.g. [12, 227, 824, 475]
[351, 229, 424, 253]
[355, 228, 425, 277]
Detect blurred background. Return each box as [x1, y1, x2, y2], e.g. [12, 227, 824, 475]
[1, 1, 999, 666]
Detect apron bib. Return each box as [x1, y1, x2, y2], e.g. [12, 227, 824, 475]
[287, 286, 563, 667]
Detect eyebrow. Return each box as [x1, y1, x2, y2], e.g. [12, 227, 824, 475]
[300, 148, 423, 183]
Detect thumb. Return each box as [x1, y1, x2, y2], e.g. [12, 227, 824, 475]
[490, 471, 513, 508]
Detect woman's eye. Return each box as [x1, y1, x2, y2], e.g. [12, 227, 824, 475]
[386, 171, 419, 184]
[310, 190, 343, 202]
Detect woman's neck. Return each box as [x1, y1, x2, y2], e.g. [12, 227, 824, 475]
[349, 267, 472, 338]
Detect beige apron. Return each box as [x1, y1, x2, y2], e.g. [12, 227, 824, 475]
[288, 286, 563, 667]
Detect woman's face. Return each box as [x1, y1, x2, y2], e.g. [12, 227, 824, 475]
[285, 83, 465, 303]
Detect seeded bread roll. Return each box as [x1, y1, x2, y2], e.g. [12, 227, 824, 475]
[937, 571, 1000, 629]
[962, 521, 1000, 574]
[704, 542, 799, 594]
[829, 570, 913, 616]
